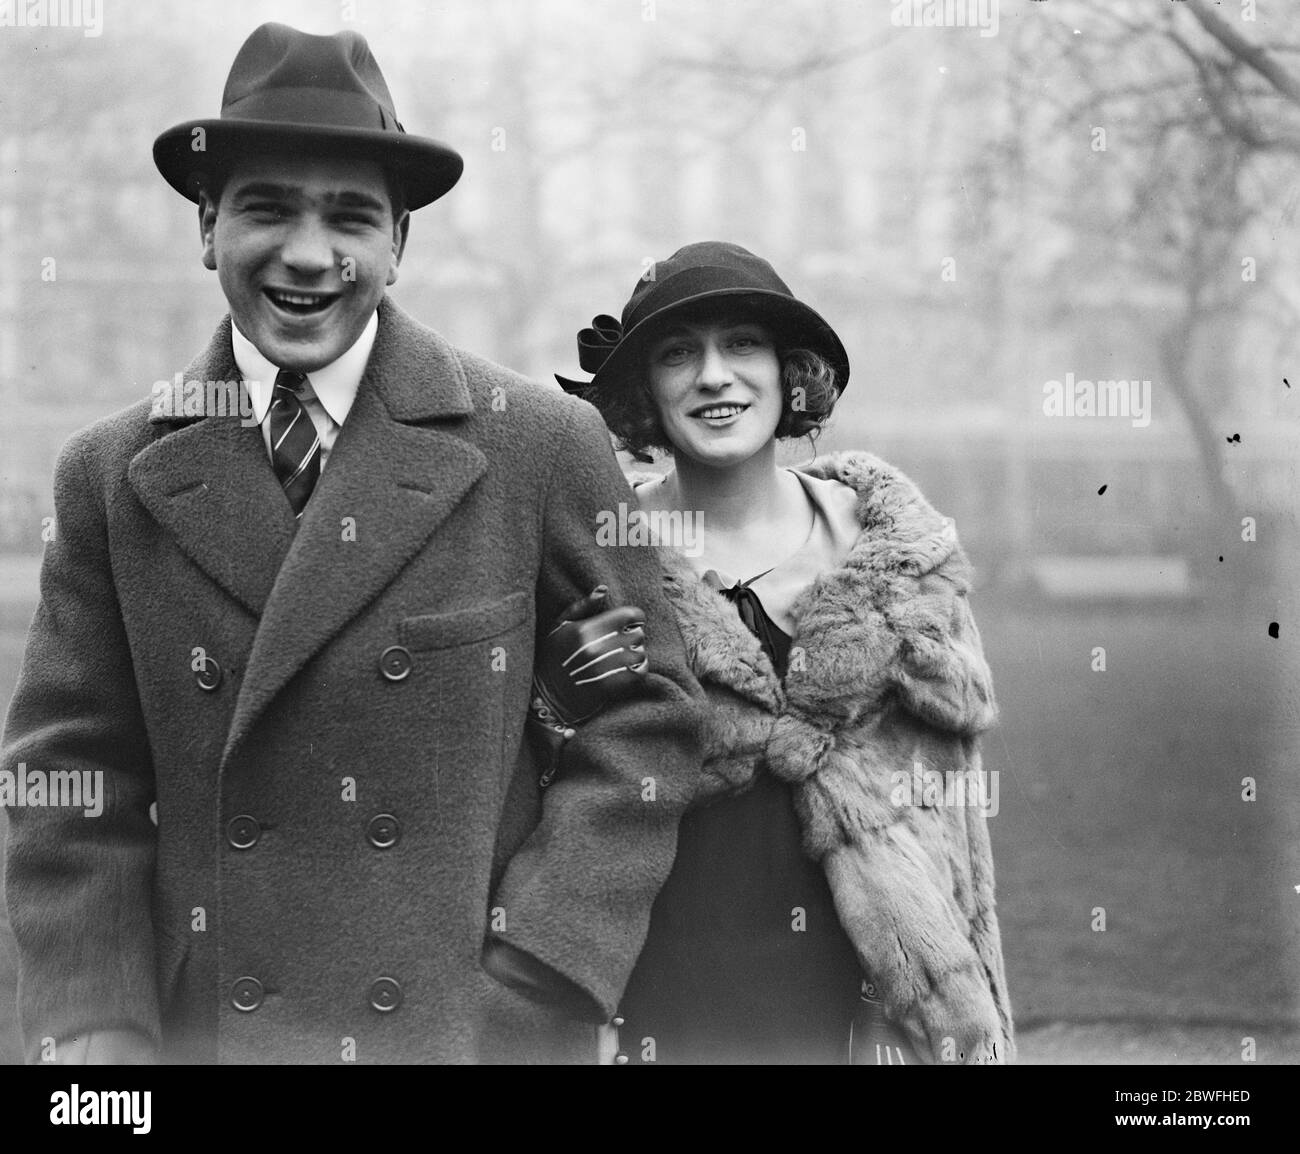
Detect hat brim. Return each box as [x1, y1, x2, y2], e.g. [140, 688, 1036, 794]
[153, 119, 463, 211]
[562, 288, 850, 397]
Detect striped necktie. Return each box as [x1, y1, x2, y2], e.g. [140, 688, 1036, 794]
[269, 369, 321, 518]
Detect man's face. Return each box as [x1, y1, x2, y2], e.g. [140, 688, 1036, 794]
[199, 152, 408, 372]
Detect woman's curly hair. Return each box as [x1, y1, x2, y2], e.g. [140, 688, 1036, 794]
[584, 345, 841, 463]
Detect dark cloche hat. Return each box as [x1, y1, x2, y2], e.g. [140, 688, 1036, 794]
[556, 241, 850, 395]
[153, 23, 463, 210]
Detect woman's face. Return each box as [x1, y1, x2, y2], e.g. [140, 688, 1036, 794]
[644, 315, 783, 470]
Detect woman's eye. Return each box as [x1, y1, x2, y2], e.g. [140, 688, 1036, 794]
[659, 346, 691, 364]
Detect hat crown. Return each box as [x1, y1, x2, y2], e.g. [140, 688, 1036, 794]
[621, 241, 793, 329]
[220, 23, 400, 130]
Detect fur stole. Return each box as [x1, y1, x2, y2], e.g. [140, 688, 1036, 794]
[644, 451, 1014, 1064]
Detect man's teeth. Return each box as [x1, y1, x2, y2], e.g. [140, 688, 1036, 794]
[269, 290, 333, 309]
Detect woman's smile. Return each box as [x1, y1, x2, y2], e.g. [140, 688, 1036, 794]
[689, 400, 751, 425]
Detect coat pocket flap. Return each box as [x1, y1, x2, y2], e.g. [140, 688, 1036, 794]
[399, 592, 531, 651]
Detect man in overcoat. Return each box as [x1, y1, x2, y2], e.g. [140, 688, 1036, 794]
[1, 23, 702, 1064]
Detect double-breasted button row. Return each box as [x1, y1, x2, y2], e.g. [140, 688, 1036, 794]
[226, 814, 398, 850]
[228, 976, 402, 1014]
[379, 645, 412, 681]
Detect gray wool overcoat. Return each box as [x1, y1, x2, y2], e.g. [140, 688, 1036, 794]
[1, 297, 703, 1064]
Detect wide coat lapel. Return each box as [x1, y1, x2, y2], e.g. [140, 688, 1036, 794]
[224, 299, 487, 761]
[128, 317, 296, 618]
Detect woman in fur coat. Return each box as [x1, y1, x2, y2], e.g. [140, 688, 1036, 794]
[555, 241, 1013, 1065]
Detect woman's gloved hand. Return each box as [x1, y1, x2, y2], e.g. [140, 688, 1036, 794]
[532, 584, 647, 729]
[530, 585, 647, 786]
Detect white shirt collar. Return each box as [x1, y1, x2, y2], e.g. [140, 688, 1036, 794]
[232, 309, 379, 428]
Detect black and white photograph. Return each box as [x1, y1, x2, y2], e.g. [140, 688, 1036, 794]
[0, 0, 1296, 1127]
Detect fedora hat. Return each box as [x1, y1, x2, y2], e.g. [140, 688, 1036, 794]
[556, 241, 850, 395]
[153, 23, 463, 210]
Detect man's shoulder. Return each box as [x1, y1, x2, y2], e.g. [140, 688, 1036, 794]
[59, 397, 158, 472]
[450, 344, 589, 425]
[380, 301, 593, 433]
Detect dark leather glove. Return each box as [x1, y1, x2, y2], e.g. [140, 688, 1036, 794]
[530, 586, 647, 786]
[533, 585, 647, 726]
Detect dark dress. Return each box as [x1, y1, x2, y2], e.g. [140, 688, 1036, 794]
[615, 582, 865, 1064]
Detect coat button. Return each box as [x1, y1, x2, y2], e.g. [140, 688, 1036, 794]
[369, 977, 402, 1012]
[615, 1053, 629, 1064]
[230, 976, 263, 1012]
[379, 646, 412, 681]
[612, 1016, 625, 1028]
[367, 814, 400, 849]
[226, 815, 261, 849]
[195, 657, 223, 691]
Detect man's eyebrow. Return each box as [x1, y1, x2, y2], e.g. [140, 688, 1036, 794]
[227, 183, 386, 212]
[228, 182, 297, 202]
[320, 190, 387, 211]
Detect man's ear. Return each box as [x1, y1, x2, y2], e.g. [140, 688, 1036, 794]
[198, 189, 219, 271]
[386, 211, 410, 287]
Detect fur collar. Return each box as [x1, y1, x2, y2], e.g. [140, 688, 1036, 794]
[641, 450, 994, 742]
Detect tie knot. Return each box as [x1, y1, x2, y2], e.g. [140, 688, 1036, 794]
[274, 369, 309, 395]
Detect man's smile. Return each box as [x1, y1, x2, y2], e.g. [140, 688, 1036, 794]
[263, 287, 342, 317]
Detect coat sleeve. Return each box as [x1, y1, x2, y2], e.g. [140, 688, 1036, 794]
[487, 399, 704, 1020]
[2, 431, 161, 1062]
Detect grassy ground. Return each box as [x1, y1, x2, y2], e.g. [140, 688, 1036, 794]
[980, 588, 1299, 1033]
[0, 564, 1296, 1064]
[1016, 1022, 1299, 1065]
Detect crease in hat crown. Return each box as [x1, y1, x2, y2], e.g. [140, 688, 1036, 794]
[220, 24, 402, 130]
[152, 22, 463, 210]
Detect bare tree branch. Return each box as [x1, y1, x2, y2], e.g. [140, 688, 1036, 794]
[1185, 0, 1300, 104]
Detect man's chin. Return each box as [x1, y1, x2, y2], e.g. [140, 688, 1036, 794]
[240, 317, 353, 373]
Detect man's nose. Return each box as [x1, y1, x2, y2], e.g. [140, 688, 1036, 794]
[279, 215, 336, 277]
